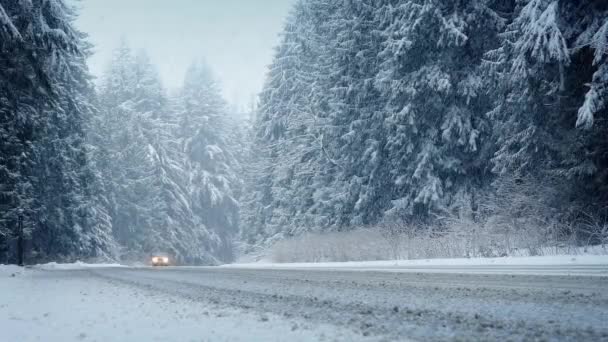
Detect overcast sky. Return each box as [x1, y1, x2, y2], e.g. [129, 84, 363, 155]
[72, 0, 296, 109]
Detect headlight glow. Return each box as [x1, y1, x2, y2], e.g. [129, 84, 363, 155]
[162, 257, 169, 263]
[152, 257, 159, 263]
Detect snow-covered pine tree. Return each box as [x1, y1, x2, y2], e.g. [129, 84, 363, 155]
[0, 0, 115, 262]
[486, 0, 608, 216]
[31, 26, 118, 261]
[0, 2, 37, 261]
[321, 0, 392, 228]
[98, 41, 149, 256]
[177, 62, 240, 262]
[97, 44, 219, 264]
[487, 0, 571, 177]
[376, 0, 502, 221]
[244, 0, 506, 245]
[241, 0, 344, 248]
[566, 1, 608, 211]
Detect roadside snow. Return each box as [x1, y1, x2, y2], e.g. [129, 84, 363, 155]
[0, 266, 374, 341]
[225, 254, 608, 269]
[34, 261, 126, 270]
[0, 264, 26, 277]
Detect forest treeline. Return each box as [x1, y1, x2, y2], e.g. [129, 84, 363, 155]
[240, 0, 608, 253]
[0, 0, 242, 264]
[1, 0, 607, 264]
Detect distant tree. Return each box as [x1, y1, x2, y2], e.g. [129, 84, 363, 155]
[96, 44, 225, 264]
[176, 62, 241, 262]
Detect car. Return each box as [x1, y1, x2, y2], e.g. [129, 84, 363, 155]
[151, 255, 170, 266]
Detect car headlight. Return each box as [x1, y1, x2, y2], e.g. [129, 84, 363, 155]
[162, 257, 169, 263]
[152, 257, 159, 263]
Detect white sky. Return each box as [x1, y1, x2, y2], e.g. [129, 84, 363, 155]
[72, 0, 296, 110]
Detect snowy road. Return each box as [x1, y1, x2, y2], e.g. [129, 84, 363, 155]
[2, 262, 607, 341]
[3, 263, 607, 341]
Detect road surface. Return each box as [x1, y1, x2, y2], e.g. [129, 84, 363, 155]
[87, 265, 608, 340]
[3, 264, 608, 341]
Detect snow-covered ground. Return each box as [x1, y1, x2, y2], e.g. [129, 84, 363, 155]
[225, 254, 608, 276]
[0, 265, 374, 342]
[34, 261, 126, 270]
[228, 254, 608, 267]
[2, 260, 607, 341]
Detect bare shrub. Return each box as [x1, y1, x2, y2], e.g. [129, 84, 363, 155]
[267, 175, 608, 263]
[577, 210, 608, 252]
[377, 218, 410, 260]
[270, 229, 389, 263]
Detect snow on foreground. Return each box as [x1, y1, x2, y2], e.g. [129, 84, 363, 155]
[0, 266, 370, 342]
[227, 254, 608, 269]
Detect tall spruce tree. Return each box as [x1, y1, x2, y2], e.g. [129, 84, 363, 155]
[0, 0, 115, 262]
[376, 0, 502, 219]
[486, 0, 608, 216]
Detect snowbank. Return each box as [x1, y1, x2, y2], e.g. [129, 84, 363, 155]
[34, 261, 126, 270]
[0, 264, 27, 277]
[225, 254, 608, 269]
